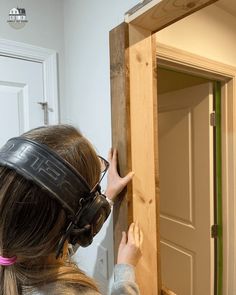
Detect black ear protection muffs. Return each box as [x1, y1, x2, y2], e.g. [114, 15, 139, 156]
[0, 137, 111, 258]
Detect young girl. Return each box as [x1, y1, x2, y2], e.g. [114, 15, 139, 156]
[0, 125, 143, 295]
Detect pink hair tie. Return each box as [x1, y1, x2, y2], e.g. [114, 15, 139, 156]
[0, 255, 17, 266]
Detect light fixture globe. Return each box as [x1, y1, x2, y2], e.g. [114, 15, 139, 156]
[8, 21, 26, 30]
[7, 7, 28, 30]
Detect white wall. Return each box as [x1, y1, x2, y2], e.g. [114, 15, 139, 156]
[156, 4, 236, 67]
[2, 0, 235, 293]
[62, 1, 139, 293]
[0, 0, 65, 120]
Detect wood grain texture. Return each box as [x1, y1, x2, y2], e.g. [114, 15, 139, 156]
[161, 286, 177, 295]
[109, 23, 133, 263]
[128, 24, 161, 295]
[125, 0, 218, 33]
[110, 23, 161, 293]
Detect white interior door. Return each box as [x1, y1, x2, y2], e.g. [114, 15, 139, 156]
[0, 55, 45, 146]
[158, 83, 214, 295]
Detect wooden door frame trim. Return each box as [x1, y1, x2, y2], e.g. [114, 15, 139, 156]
[109, 25, 178, 295]
[110, 23, 162, 295]
[156, 42, 236, 295]
[0, 38, 59, 124]
[124, 0, 218, 33]
[110, 2, 220, 295]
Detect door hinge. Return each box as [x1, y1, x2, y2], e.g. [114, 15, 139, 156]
[210, 112, 216, 126]
[211, 224, 218, 238]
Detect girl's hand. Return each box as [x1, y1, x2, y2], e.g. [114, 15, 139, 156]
[117, 222, 143, 267]
[105, 148, 134, 202]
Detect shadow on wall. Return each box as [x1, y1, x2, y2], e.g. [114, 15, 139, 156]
[72, 215, 114, 295]
[93, 218, 114, 294]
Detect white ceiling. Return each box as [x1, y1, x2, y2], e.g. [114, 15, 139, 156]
[216, 0, 236, 17]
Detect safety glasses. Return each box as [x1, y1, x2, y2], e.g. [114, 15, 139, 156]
[90, 156, 109, 193]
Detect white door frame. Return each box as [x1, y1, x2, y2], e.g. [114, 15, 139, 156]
[156, 42, 236, 295]
[0, 38, 59, 124]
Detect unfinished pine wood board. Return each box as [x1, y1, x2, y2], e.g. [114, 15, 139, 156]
[128, 24, 161, 295]
[109, 23, 133, 262]
[110, 23, 161, 293]
[125, 0, 218, 33]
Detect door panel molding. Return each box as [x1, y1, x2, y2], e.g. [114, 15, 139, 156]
[159, 82, 214, 294]
[0, 38, 59, 124]
[0, 83, 27, 133]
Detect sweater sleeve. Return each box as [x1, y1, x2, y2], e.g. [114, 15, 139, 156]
[110, 264, 140, 295]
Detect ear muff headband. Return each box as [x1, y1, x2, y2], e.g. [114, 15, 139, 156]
[0, 137, 91, 219]
[0, 136, 111, 255]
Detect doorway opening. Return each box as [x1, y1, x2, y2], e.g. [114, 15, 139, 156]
[157, 65, 222, 295]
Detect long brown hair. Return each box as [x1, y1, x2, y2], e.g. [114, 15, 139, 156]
[0, 125, 101, 295]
